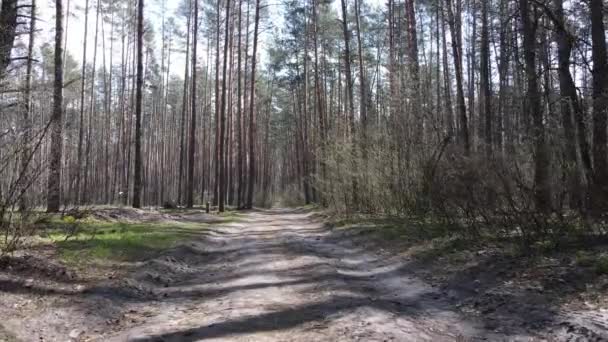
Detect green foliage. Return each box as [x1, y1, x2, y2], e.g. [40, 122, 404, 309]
[217, 210, 243, 221]
[595, 255, 608, 275]
[62, 215, 76, 224]
[575, 251, 608, 275]
[45, 221, 210, 265]
[576, 251, 596, 267]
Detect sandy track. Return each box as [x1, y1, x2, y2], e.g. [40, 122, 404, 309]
[5, 208, 575, 341]
[101, 209, 517, 342]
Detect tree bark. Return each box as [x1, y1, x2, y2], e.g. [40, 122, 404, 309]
[445, 0, 470, 154]
[19, 0, 36, 211]
[178, 1, 191, 205]
[0, 0, 18, 78]
[520, 0, 551, 212]
[591, 0, 608, 213]
[187, 0, 199, 208]
[132, 0, 144, 208]
[47, 0, 65, 212]
[219, 0, 232, 212]
[552, 0, 592, 208]
[480, 0, 492, 156]
[246, 0, 261, 209]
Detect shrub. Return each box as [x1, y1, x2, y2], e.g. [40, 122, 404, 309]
[595, 255, 608, 275]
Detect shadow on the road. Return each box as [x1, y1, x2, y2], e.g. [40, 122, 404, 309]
[129, 295, 426, 342]
[1, 209, 598, 340]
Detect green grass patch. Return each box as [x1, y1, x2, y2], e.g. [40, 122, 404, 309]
[44, 220, 210, 265]
[302, 204, 320, 210]
[577, 251, 608, 275]
[216, 210, 245, 222]
[332, 216, 454, 241]
[330, 215, 489, 262]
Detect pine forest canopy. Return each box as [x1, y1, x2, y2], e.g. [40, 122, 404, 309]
[0, 0, 608, 237]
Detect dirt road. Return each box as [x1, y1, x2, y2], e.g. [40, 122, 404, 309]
[105, 209, 516, 341]
[3, 209, 603, 341]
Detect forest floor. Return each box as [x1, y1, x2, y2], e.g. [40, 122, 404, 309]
[0, 208, 607, 341]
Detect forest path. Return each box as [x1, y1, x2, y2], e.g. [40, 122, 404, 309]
[104, 208, 511, 341]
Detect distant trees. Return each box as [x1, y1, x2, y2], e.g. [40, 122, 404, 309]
[0, 0, 272, 212]
[262, 0, 608, 239]
[2, 0, 608, 242]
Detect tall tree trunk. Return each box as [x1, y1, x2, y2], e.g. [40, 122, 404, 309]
[246, 0, 261, 209]
[47, 0, 65, 212]
[591, 0, 608, 213]
[441, 2, 454, 138]
[480, 0, 492, 156]
[339, 0, 359, 207]
[520, 0, 550, 212]
[236, 0, 244, 208]
[312, 0, 324, 203]
[339, 0, 355, 137]
[553, 0, 592, 208]
[83, 0, 101, 204]
[214, 0, 221, 207]
[132, 0, 144, 208]
[302, 13, 311, 205]
[178, 1, 191, 205]
[406, 0, 421, 143]
[19, 0, 36, 211]
[497, 0, 509, 152]
[0, 0, 18, 78]
[445, 0, 470, 153]
[187, 0, 199, 208]
[355, 0, 367, 129]
[219, 0, 232, 212]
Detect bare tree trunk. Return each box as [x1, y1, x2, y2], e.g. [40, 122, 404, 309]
[445, 0, 470, 153]
[520, 0, 550, 212]
[355, 0, 367, 129]
[75, 0, 90, 205]
[339, 0, 355, 138]
[219, 0, 233, 212]
[187, 0, 199, 208]
[441, 2, 454, 138]
[19, 0, 36, 211]
[132, 0, 144, 208]
[236, 0, 244, 208]
[339, 0, 359, 207]
[178, 1, 191, 205]
[47, 0, 65, 212]
[550, 0, 591, 208]
[405, 0, 421, 143]
[0, 0, 18, 78]
[214, 0, 221, 207]
[83, 0, 101, 204]
[591, 0, 608, 213]
[246, 0, 261, 209]
[480, 0, 492, 156]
